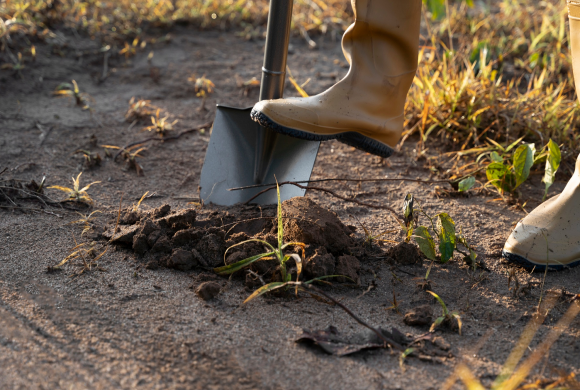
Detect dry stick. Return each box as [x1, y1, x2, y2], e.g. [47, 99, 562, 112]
[229, 177, 451, 191]
[114, 121, 213, 161]
[301, 283, 404, 351]
[244, 182, 401, 222]
[0, 168, 7, 176]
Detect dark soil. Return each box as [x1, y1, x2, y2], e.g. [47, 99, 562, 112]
[1, 26, 580, 390]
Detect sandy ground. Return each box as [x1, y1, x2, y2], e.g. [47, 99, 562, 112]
[1, 27, 579, 389]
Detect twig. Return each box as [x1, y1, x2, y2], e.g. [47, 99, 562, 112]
[246, 269, 266, 286]
[245, 181, 402, 223]
[0, 168, 7, 176]
[301, 283, 404, 351]
[114, 121, 213, 161]
[0, 205, 63, 217]
[229, 177, 451, 191]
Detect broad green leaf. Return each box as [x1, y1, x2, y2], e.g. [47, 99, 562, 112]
[437, 213, 456, 263]
[413, 226, 437, 261]
[486, 162, 516, 193]
[458, 176, 476, 192]
[430, 316, 445, 332]
[490, 151, 503, 163]
[427, 291, 449, 315]
[512, 143, 536, 188]
[214, 251, 275, 275]
[243, 282, 288, 304]
[542, 139, 561, 200]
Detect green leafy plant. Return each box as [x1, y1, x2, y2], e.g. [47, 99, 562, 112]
[427, 291, 462, 335]
[542, 139, 561, 200]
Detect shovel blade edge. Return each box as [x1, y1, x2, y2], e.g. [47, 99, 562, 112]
[199, 105, 320, 206]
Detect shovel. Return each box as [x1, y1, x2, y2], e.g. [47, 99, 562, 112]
[199, 0, 320, 206]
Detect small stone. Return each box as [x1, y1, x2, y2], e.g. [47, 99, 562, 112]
[404, 305, 433, 327]
[335, 255, 360, 284]
[169, 248, 197, 271]
[132, 233, 149, 255]
[195, 281, 221, 300]
[151, 235, 171, 254]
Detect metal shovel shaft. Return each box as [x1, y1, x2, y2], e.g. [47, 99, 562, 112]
[253, 0, 294, 183]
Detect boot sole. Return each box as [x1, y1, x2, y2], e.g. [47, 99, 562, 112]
[251, 109, 395, 158]
[502, 250, 580, 271]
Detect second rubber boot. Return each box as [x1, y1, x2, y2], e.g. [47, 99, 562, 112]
[501, 0, 580, 271]
[251, 0, 422, 158]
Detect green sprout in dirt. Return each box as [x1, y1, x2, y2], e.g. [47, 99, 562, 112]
[53, 80, 92, 110]
[406, 194, 477, 265]
[189, 74, 215, 111]
[215, 182, 348, 302]
[48, 172, 101, 205]
[214, 182, 306, 288]
[125, 97, 159, 123]
[143, 109, 177, 136]
[427, 291, 462, 335]
[69, 210, 102, 236]
[413, 261, 435, 290]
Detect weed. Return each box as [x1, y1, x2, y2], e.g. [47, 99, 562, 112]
[215, 182, 306, 287]
[427, 290, 462, 335]
[119, 37, 144, 60]
[53, 80, 92, 110]
[74, 150, 102, 169]
[189, 75, 215, 111]
[48, 172, 100, 205]
[69, 210, 101, 236]
[125, 97, 159, 123]
[143, 109, 177, 137]
[102, 144, 146, 175]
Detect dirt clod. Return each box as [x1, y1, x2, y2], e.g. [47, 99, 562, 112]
[132, 233, 149, 255]
[404, 305, 433, 327]
[169, 249, 197, 271]
[195, 281, 221, 301]
[387, 242, 423, 265]
[282, 198, 353, 254]
[196, 234, 226, 268]
[151, 235, 171, 254]
[335, 255, 360, 284]
[304, 248, 336, 279]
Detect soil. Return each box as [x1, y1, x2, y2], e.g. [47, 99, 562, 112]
[1, 26, 580, 390]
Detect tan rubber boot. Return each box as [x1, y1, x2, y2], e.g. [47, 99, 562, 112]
[502, 1, 580, 271]
[251, 0, 422, 158]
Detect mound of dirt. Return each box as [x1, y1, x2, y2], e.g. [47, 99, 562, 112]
[387, 242, 423, 266]
[103, 199, 369, 286]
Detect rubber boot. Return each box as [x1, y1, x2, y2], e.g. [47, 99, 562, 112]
[502, 1, 580, 271]
[251, 0, 422, 158]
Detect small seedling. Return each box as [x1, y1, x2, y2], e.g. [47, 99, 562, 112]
[189, 75, 215, 111]
[119, 38, 144, 59]
[101, 144, 146, 175]
[235, 74, 260, 96]
[143, 109, 177, 136]
[427, 291, 462, 335]
[386, 290, 402, 314]
[132, 191, 149, 212]
[215, 181, 305, 286]
[414, 261, 435, 290]
[74, 150, 102, 168]
[215, 181, 348, 301]
[125, 97, 159, 123]
[48, 172, 100, 205]
[53, 80, 92, 110]
[69, 210, 102, 236]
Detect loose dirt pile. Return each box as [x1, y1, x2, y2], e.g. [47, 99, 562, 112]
[101, 197, 424, 288]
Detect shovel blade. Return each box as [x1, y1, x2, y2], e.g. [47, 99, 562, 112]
[200, 105, 320, 206]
